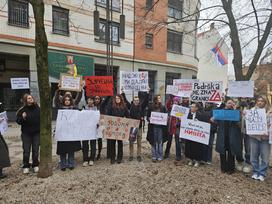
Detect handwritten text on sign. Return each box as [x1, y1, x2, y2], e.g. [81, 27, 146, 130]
[150, 112, 168, 126]
[245, 108, 268, 135]
[166, 85, 178, 96]
[60, 74, 82, 92]
[180, 119, 211, 145]
[55, 110, 100, 141]
[99, 115, 140, 141]
[191, 81, 222, 102]
[10, 78, 30, 90]
[227, 81, 254, 98]
[0, 111, 8, 134]
[120, 71, 148, 91]
[85, 76, 114, 97]
[170, 105, 190, 122]
[173, 79, 197, 97]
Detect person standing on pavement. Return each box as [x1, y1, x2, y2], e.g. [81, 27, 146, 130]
[16, 94, 40, 174]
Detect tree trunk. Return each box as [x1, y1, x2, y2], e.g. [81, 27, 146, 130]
[30, 0, 53, 178]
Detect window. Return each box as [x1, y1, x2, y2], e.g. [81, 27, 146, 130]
[98, 19, 120, 44]
[145, 33, 153, 49]
[192, 75, 197, 79]
[167, 30, 183, 54]
[52, 6, 69, 36]
[8, 0, 29, 28]
[146, 0, 153, 10]
[168, 0, 183, 19]
[96, 0, 120, 12]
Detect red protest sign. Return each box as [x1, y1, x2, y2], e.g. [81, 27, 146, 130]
[85, 76, 114, 96]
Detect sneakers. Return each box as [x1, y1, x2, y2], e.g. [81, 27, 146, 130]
[194, 161, 200, 168]
[129, 156, 134, 161]
[89, 161, 94, 166]
[137, 156, 142, 162]
[23, 168, 30, 174]
[242, 165, 252, 173]
[236, 162, 243, 172]
[33, 166, 39, 173]
[187, 160, 193, 166]
[258, 175, 265, 182]
[83, 161, 88, 167]
[251, 173, 258, 180]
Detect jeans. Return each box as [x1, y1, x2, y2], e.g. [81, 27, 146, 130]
[243, 134, 251, 164]
[250, 137, 271, 177]
[60, 152, 75, 169]
[82, 140, 96, 162]
[21, 133, 40, 168]
[207, 133, 215, 162]
[151, 126, 163, 160]
[175, 134, 182, 161]
[129, 128, 142, 157]
[109, 140, 123, 162]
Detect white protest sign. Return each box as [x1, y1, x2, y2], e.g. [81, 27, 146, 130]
[55, 110, 100, 141]
[170, 104, 189, 121]
[150, 112, 168, 126]
[166, 85, 178, 95]
[173, 79, 197, 97]
[0, 111, 8, 134]
[191, 81, 222, 102]
[60, 74, 82, 92]
[180, 119, 211, 145]
[227, 81, 254, 98]
[120, 71, 148, 91]
[245, 108, 268, 135]
[10, 78, 29, 89]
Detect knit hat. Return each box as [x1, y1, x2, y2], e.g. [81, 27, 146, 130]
[173, 96, 181, 102]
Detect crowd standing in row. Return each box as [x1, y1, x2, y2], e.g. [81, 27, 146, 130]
[0, 86, 271, 182]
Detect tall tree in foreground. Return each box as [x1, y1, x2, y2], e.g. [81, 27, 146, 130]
[28, 0, 52, 178]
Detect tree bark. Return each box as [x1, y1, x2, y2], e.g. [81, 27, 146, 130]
[29, 0, 53, 178]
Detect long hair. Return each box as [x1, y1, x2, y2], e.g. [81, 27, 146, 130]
[152, 95, 162, 110]
[62, 94, 74, 107]
[255, 95, 270, 111]
[17, 94, 37, 115]
[112, 94, 126, 109]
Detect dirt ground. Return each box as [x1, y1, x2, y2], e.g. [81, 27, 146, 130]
[0, 141, 272, 204]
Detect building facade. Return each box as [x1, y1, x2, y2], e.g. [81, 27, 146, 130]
[0, 0, 199, 118]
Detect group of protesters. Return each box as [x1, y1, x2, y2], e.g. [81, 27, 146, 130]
[0, 84, 271, 182]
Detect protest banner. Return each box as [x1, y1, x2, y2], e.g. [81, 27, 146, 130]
[10, 78, 30, 89]
[213, 109, 240, 121]
[245, 108, 268, 135]
[0, 111, 8, 134]
[166, 85, 178, 96]
[180, 119, 211, 145]
[173, 79, 197, 97]
[227, 81, 254, 98]
[99, 115, 140, 141]
[59, 74, 82, 92]
[191, 81, 222, 102]
[55, 110, 100, 141]
[150, 112, 168, 126]
[120, 71, 148, 91]
[85, 76, 114, 97]
[170, 104, 190, 122]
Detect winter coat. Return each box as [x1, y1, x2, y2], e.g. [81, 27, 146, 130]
[106, 102, 129, 118]
[0, 133, 11, 169]
[16, 105, 40, 134]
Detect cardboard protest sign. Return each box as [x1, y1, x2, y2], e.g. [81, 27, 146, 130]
[59, 74, 82, 92]
[55, 110, 100, 141]
[170, 105, 190, 121]
[99, 115, 140, 141]
[245, 108, 268, 135]
[120, 71, 148, 91]
[227, 81, 254, 98]
[150, 112, 168, 126]
[0, 111, 8, 134]
[166, 85, 178, 96]
[85, 76, 114, 97]
[173, 79, 197, 97]
[10, 78, 30, 89]
[180, 119, 211, 145]
[213, 110, 240, 121]
[191, 81, 222, 102]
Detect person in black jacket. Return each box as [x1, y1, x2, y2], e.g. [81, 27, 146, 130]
[16, 94, 40, 174]
[121, 89, 149, 162]
[107, 94, 129, 164]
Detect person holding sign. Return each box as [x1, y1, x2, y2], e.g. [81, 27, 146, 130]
[107, 94, 129, 164]
[247, 96, 271, 181]
[147, 95, 167, 162]
[56, 95, 81, 171]
[16, 94, 40, 174]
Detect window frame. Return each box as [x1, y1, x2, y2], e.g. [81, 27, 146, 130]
[97, 19, 120, 45]
[167, 29, 183, 54]
[168, 0, 183, 19]
[145, 33, 153, 49]
[96, 0, 121, 12]
[8, 0, 29, 28]
[146, 0, 154, 11]
[52, 6, 70, 36]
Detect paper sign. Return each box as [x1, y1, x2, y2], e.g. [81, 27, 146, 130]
[150, 112, 168, 126]
[0, 111, 8, 134]
[191, 81, 222, 102]
[99, 115, 140, 141]
[173, 79, 197, 97]
[10, 78, 30, 89]
[60, 74, 82, 92]
[170, 104, 190, 121]
[245, 108, 268, 135]
[227, 81, 254, 98]
[213, 110, 240, 121]
[55, 110, 100, 141]
[85, 76, 114, 97]
[166, 85, 178, 95]
[180, 119, 211, 145]
[120, 71, 148, 91]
